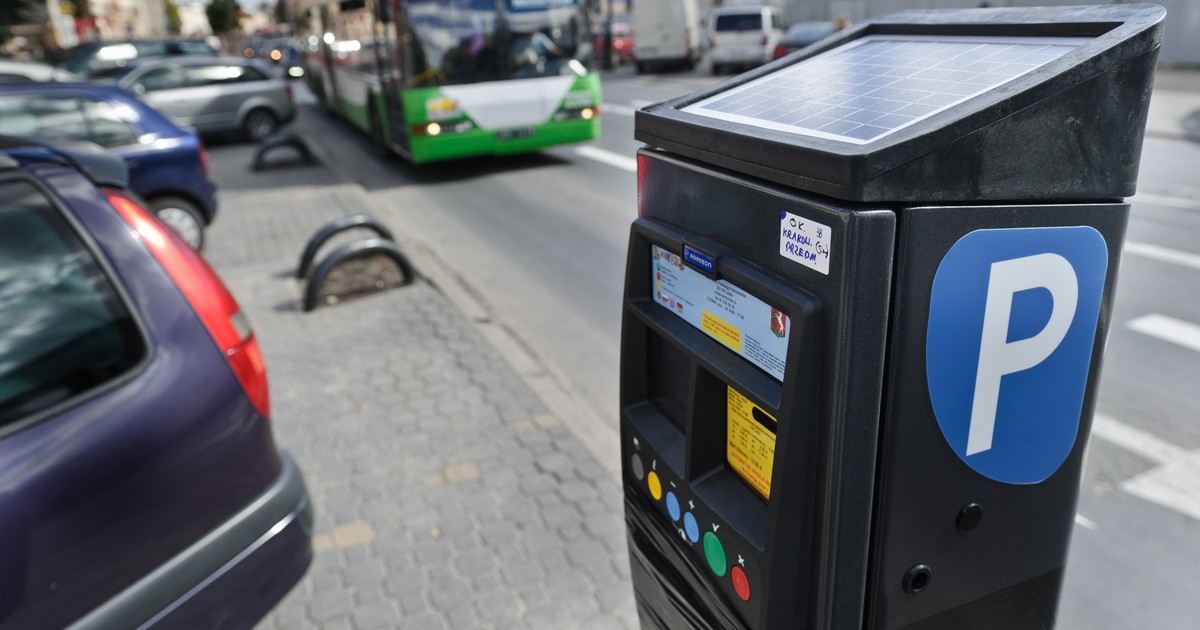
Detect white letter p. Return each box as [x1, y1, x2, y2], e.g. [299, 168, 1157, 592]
[967, 253, 1078, 456]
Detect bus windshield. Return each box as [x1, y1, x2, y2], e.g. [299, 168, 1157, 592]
[405, 0, 591, 87]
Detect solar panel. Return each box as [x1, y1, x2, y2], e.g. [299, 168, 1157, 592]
[683, 35, 1087, 145]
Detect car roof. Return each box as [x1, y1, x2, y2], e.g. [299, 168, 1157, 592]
[0, 81, 129, 95]
[0, 135, 129, 187]
[0, 60, 82, 82]
[712, 6, 775, 15]
[0, 82, 190, 137]
[120, 55, 263, 69]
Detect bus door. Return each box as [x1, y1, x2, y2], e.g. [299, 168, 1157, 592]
[318, 5, 342, 113]
[376, 0, 409, 152]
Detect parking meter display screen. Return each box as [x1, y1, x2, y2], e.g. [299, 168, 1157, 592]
[651, 245, 789, 381]
[683, 35, 1086, 144]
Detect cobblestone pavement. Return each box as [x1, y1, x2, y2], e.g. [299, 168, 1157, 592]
[202, 145, 637, 629]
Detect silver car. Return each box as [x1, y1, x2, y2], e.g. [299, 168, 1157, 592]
[107, 57, 296, 141]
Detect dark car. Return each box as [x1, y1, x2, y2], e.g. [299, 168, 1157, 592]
[773, 21, 838, 59]
[0, 82, 218, 250]
[593, 20, 634, 66]
[0, 136, 311, 628]
[61, 39, 218, 77]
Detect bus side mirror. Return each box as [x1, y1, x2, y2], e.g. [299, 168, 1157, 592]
[376, 0, 392, 24]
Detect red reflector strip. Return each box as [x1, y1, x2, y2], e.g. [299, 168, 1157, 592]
[105, 189, 270, 418]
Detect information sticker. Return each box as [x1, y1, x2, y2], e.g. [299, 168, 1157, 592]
[727, 387, 776, 500]
[651, 245, 789, 381]
[780, 211, 832, 275]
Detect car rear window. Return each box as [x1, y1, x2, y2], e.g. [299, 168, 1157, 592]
[715, 13, 762, 32]
[0, 95, 139, 147]
[0, 179, 144, 427]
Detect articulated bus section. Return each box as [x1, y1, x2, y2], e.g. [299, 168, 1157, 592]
[293, 0, 601, 164]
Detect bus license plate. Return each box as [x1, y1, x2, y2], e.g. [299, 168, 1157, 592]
[496, 127, 535, 140]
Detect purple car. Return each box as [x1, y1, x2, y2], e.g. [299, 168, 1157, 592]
[0, 82, 218, 250]
[0, 137, 311, 628]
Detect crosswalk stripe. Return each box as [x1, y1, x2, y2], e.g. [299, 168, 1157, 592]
[1132, 192, 1200, 212]
[1127, 313, 1200, 353]
[574, 145, 638, 172]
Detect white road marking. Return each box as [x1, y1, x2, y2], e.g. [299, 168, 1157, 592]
[1127, 314, 1200, 353]
[1075, 514, 1100, 531]
[1092, 414, 1186, 465]
[1132, 192, 1200, 212]
[1091, 414, 1200, 522]
[574, 145, 638, 172]
[1123, 452, 1200, 522]
[602, 102, 638, 117]
[1124, 241, 1200, 272]
[630, 99, 656, 109]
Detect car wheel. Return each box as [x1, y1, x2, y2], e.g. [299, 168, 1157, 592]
[243, 108, 278, 142]
[150, 196, 205, 251]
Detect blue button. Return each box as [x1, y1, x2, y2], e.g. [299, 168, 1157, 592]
[683, 512, 700, 543]
[666, 492, 680, 522]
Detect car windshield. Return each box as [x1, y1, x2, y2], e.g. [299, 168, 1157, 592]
[61, 43, 102, 74]
[784, 23, 835, 44]
[89, 65, 139, 81]
[715, 13, 762, 32]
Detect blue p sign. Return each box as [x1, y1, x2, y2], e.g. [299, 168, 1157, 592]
[926, 227, 1108, 485]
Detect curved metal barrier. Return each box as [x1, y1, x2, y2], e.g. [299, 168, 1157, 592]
[302, 238, 416, 312]
[296, 214, 396, 279]
[252, 131, 317, 171]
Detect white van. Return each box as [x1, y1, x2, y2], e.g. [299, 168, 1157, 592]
[708, 5, 786, 74]
[632, 0, 702, 73]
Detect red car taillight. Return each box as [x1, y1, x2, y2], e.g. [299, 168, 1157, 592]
[773, 45, 787, 59]
[105, 189, 271, 419]
[198, 139, 210, 178]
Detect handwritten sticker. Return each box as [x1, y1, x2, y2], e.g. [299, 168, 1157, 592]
[780, 211, 832, 275]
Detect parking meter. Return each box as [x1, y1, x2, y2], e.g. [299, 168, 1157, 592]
[619, 5, 1164, 629]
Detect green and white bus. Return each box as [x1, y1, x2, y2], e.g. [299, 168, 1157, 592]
[292, 0, 601, 163]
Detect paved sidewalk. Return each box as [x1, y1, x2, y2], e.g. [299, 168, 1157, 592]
[202, 152, 636, 629]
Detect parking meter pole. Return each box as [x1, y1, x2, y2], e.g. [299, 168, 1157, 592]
[619, 5, 1164, 629]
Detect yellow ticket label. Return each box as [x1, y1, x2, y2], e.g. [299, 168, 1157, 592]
[702, 310, 743, 352]
[726, 386, 776, 500]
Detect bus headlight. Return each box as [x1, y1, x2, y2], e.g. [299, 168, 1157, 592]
[413, 120, 474, 136]
[554, 106, 599, 121]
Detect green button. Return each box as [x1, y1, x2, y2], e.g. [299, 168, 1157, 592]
[703, 531, 727, 577]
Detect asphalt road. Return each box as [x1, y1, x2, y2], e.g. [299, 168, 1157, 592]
[234, 65, 1200, 628]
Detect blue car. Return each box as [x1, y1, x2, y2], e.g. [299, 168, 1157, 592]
[0, 82, 217, 250]
[0, 136, 311, 627]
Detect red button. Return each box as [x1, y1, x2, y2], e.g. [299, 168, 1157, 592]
[731, 565, 751, 601]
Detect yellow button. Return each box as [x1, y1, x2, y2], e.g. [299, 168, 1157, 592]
[647, 471, 663, 501]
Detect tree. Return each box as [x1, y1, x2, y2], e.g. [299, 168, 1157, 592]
[206, 0, 241, 36]
[165, 0, 182, 35]
[0, 0, 32, 47]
